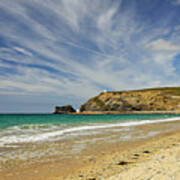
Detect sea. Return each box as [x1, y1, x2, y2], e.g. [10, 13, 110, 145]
[1, 113, 180, 173]
[1, 114, 180, 146]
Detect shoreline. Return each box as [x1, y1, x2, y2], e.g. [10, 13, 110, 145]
[1, 111, 180, 115]
[70, 111, 180, 115]
[1, 120, 180, 179]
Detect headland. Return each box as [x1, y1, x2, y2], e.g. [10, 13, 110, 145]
[55, 86, 180, 114]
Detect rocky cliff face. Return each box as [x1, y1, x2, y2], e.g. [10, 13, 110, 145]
[54, 105, 76, 114]
[80, 87, 180, 112]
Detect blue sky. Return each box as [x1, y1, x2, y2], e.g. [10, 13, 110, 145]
[0, 0, 180, 113]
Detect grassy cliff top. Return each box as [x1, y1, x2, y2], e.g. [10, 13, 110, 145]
[102, 87, 180, 96]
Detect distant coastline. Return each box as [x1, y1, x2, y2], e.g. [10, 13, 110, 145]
[55, 86, 180, 114]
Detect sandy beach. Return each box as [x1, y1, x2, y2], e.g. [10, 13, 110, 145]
[1, 119, 180, 180]
[64, 129, 180, 180]
[109, 135, 180, 180]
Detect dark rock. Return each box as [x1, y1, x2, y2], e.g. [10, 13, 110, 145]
[143, 150, 150, 154]
[54, 105, 76, 114]
[134, 154, 140, 157]
[117, 161, 130, 165]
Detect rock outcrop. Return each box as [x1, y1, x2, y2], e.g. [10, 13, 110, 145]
[80, 87, 180, 112]
[54, 105, 76, 114]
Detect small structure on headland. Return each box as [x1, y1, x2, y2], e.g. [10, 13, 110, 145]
[54, 105, 76, 114]
[79, 87, 180, 113]
[54, 87, 180, 114]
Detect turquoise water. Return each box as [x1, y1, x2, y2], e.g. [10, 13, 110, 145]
[1, 113, 180, 165]
[0, 113, 180, 129]
[0, 113, 180, 147]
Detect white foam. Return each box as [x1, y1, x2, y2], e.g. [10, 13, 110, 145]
[0, 117, 180, 146]
[118, 117, 180, 126]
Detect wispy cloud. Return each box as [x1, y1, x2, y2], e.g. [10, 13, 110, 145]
[0, 0, 180, 112]
[147, 39, 180, 52]
[13, 47, 33, 57]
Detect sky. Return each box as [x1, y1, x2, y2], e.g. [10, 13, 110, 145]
[0, 0, 180, 113]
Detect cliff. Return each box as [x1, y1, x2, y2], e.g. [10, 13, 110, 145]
[80, 87, 180, 112]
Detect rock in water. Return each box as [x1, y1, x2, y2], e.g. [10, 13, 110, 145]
[54, 105, 76, 114]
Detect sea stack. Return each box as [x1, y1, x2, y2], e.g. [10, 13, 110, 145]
[54, 105, 76, 114]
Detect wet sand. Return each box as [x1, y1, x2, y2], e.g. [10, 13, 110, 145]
[1, 120, 180, 180]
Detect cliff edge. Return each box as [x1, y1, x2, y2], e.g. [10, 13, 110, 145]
[80, 87, 180, 112]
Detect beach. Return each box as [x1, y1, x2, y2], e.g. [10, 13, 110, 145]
[109, 132, 180, 180]
[1, 114, 180, 180]
[65, 125, 180, 180]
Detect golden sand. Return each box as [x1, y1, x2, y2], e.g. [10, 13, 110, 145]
[1, 121, 180, 180]
[64, 130, 180, 180]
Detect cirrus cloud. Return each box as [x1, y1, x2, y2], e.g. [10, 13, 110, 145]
[0, 0, 180, 112]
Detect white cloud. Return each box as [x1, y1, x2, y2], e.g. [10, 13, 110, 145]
[13, 47, 33, 56]
[147, 39, 180, 52]
[144, 39, 180, 75]
[0, 0, 180, 111]
[97, 5, 118, 30]
[0, 80, 54, 93]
